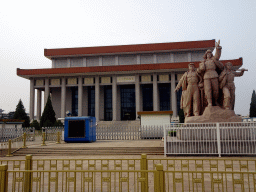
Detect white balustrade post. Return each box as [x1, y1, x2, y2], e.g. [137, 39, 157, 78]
[216, 123, 221, 157]
[164, 125, 167, 157]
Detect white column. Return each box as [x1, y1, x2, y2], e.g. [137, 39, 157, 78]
[170, 53, 174, 63]
[137, 55, 141, 64]
[67, 58, 71, 67]
[52, 59, 56, 68]
[44, 78, 49, 107]
[95, 76, 100, 122]
[135, 75, 141, 120]
[83, 58, 87, 67]
[83, 87, 88, 116]
[171, 73, 177, 117]
[153, 54, 157, 64]
[61, 77, 66, 118]
[78, 77, 83, 116]
[115, 56, 118, 65]
[112, 76, 117, 121]
[36, 89, 41, 120]
[29, 79, 35, 121]
[153, 74, 159, 111]
[99, 56, 103, 66]
[188, 52, 192, 62]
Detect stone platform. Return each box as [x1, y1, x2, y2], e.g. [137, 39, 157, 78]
[185, 106, 242, 123]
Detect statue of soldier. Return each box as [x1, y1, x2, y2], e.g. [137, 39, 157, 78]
[175, 63, 202, 117]
[219, 62, 247, 110]
[197, 40, 224, 107]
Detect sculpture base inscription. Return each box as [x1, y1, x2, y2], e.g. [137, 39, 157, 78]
[185, 106, 242, 123]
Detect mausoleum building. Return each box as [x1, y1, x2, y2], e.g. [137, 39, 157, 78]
[17, 39, 242, 122]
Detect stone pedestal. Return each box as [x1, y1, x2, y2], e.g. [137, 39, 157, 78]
[185, 106, 242, 123]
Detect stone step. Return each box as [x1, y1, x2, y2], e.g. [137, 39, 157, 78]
[97, 120, 140, 127]
[13, 147, 164, 156]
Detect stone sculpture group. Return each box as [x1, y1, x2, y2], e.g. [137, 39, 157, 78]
[175, 40, 247, 123]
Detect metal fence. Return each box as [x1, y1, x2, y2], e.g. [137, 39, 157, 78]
[0, 127, 23, 142]
[96, 125, 163, 140]
[0, 127, 36, 143]
[3, 169, 156, 192]
[2, 155, 256, 191]
[42, 127, 63, 141]
[41, 125, 164, 140]
[2, 155, 256, 172]
[0, 135, 24, 157]
[23, 127, 35, 141]
[0, 125, 164, 142]
[140, 125, 163, 139]
[164, 122, 256, 156]
[3, 168, 256, 191]
[96, 125, 140, 140]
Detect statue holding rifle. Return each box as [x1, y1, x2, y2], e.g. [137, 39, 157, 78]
[197, 40, 224, 107]
[174, 40, 247, 123]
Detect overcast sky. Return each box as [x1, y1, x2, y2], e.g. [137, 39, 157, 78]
[0, 0, 255, 116]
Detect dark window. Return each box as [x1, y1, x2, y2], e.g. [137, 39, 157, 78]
[71, 87, 78, 116]
[68, 120, 85, 137]
[104, 86, 112, 121]
[159, 83, 170, 111]
[121, 85, 136, 120]
[142, 84, 153, 111]
[176, 82, 182, 114]
[88, 86, 95, 117]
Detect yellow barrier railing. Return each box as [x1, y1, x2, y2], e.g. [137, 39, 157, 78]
[0, 164, 8, 192]
[41, 132, 46, 146]
[1, 154, 256, 191]
[22, 132, 27, 148]
[2, 168, 158, 192]
[1, 133, 26, 157]
[1, 131, 63, 157]
[2, 154, 256, 172]
[56, 131, 61, 144]
[147, 158, 256, 172]
[1, 165, 256, 192]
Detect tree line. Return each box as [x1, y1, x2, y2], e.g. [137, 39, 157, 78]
[10, 95, 63, 130]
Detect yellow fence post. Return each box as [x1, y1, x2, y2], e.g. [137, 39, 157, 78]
[154, 164, 165, 192]
[0, 165, 8, 192]
[22, 133, 27, 148]
[140, 154, 148, 192]
[41, 132, 46, 146]
[6, 139, 13, 157]
[25, 155, 32, 192]
[56, 131, 60, 144]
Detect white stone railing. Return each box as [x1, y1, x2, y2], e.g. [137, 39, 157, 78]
[164, 122, 256, 157]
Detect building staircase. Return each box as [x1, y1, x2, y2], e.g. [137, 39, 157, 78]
[13, 146, 164, 156]
[97, 120, 141, 127]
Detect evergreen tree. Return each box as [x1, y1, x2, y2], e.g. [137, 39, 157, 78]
[30, 120, 40, 130]
[40, 95, 56, 127]
[54, 120, 64, 126]
[178, 109, 185, 123]
[249, 90, 256, 117]
[13, 99, 30, 127]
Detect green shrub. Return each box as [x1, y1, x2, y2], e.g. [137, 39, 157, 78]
[30, 120, 40, 130]
[54, 120, 63, 126]
[168, 131, 176, 137]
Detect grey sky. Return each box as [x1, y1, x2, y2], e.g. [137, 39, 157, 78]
[0, 0, 255, 116]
